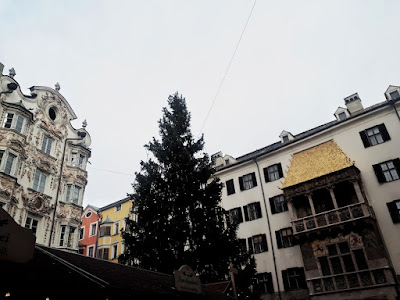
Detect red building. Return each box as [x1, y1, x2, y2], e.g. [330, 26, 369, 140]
[79, 205, 99, 257]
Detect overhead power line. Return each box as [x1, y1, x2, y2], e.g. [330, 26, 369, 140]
[87, 166, 134, 177]
[200, 0, 257, 134]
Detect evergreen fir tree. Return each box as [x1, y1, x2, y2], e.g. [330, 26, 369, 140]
[120, 93, 260, 299]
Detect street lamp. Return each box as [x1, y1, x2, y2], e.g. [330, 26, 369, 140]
[48, 132, 87, 247]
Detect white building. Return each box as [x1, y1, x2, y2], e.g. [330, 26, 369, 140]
[213, 86, 400, 299]
[0, 62, 91, 251]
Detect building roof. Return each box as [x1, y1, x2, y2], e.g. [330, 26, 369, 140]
[26, 245, 231, 299]
[99, 196, 131, 212]
[215, 99, 396, 172]
[281, 140, 354, 189]
[101, 216, 114, 225]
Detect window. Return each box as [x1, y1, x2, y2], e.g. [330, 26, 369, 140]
[282, 268, 307, 291]
[3, 112, 26, 134]
[25, 216, 39, 234]
[90, 223, 97, 236]
[359, 124, 391, 148]
[100, 226, 111, 237]
[114, 222, 120, 235]
[33, 170, 47, 193]
[78, 154, 85, 168]
[115, 204, 121, 212]
[387, 200, 400, 224]
[98, 248, 109, 260]
[4, 153, 16, 175]
[389, 90, 400, 100]
[72, 186, 81, 204]
[338, 112, 346, 120]
[49, 107, 57, 121]
[263, 163, 283, 182]
[65, 184, 82, 204]
[226, 179, 235, 195]
[258, 273, 274, 294]
[317, 242, 369, 278]
[239, 172, 257, 191]
[41, 136, 53, 155]
[79, 227, 84, 240]
[244, 202, 262, 221]
[228, 208, 243, 224]
[88, 245, 94, 257]
[113, 244, 118, 259]
[248, 234, 268, 254]
[86, 211, 92, 218]
[225, 159, 230, 165]
[276, 228, 294, 249]
[282, 135, 289, 142]
[373, 159, 400, 183]
[67, 227, 76, 247]
[59, 225, 66, 246]
[269, 195, 288, 214]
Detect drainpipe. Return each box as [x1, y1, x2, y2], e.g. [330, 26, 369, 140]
[254, 158, 282, 300]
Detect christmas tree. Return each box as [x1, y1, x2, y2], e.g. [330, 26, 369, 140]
[120, 93, 260, 299]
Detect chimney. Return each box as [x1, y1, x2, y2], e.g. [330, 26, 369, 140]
[344, 93, 363, 114]
[0, 62, 3, 75]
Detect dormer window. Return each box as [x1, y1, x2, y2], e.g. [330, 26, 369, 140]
[389, 90, 399, 100]
[334, 107, 349, 121]
[279, 130, 294, 143]
[385, 85, 400, 101]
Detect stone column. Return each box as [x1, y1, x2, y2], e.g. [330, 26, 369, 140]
[287, 200, 297, 220]
[329, 187, 339, 209]
[352, 181, 364, 203]
[307, 194, 316, 215]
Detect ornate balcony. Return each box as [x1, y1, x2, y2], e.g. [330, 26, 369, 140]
[309, 267, 394, 295]
[292, 202, 373, 235]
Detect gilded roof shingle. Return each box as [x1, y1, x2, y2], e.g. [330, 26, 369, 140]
[281, 140, 354, 189]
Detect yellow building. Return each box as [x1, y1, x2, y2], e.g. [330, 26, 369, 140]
[97, 197, 133, 263]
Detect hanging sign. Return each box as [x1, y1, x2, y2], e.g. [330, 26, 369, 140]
[0, 208, 35, 263]
[174, 265, 202, 294]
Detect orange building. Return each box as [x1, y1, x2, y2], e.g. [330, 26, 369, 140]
[78, 205, 99, 257]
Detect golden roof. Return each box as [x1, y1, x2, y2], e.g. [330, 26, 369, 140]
[281, 140, 354, 189]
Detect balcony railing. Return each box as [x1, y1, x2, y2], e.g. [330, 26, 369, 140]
[292, 202, 372, 234]
[309, 267, 394, 295]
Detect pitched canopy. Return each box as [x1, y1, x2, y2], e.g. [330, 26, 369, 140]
[281, 140, 354, 189]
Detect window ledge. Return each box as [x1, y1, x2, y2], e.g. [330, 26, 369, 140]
[0, 127, 27, 138]
[0, 171, 18, 182]
[27, 188, 52, 199]
[37, 149, 57, 161]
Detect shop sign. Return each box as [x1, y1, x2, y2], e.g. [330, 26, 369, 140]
[174, 265, 202, 294]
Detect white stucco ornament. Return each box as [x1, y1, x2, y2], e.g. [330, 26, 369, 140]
[9, 68, 16, 78]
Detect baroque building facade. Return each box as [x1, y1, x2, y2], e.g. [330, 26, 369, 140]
[213, 86, 400, 299]
[0, 63, 91, 250]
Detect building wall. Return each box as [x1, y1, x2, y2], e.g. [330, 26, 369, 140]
[215, 94, 400, 298]
[0, 66, 91, 250]
[97, 198, 133, 263]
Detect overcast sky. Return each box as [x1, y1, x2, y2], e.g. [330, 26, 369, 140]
[1, 0, 400, 208]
